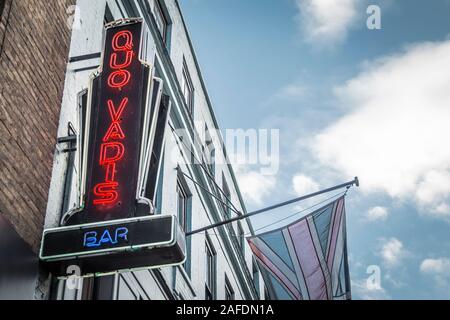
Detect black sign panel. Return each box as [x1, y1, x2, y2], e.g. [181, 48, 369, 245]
[40, 215, 186, 276]
[83, 21, 148, 223]
[41, 216, 173, 259]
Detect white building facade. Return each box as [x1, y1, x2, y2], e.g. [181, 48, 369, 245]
[44, 0, 266, 300]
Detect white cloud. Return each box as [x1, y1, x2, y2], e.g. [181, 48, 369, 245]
[311, 39, 450, 220]
[292, 174, 320, 195]
[276, 83, 308, 100]
[420, 258, 450, 278]
[415, 170, 450, 219]
[380, 238, 405, 267]
[366, 206, 389, 222]
[420, 258, 450, 293]
[235, 167, 276, 206]
[264, 83, 311, 108]
[296, 0, 359, 47]
[352, 279, 391, 300]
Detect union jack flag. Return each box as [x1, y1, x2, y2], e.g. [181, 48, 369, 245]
[248, 196, 351, 300]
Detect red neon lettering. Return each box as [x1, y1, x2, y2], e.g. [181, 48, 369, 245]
[108, 70, 131, 89]
[105, 163, 116, 182]
[103, 122, 125, 142]
[103, 98, 128, 142]
[107, 98, 128, 122]
[110, 51, 133, 69]
[93, 28, 135, 207]
[112, 30, 133, 51]
[99, 142, 125, 165]
[93, 182, 119, 205]
[105, 162, 116, 182]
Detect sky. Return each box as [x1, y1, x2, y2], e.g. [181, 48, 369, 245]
[179, 0, 450, 299]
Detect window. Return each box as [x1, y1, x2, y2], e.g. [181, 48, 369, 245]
[225, 275, 235, 300]
[177, 173, 192, 275]
[205, 237, 216, 300]
[237, 222, 245, 255]
[222, 175, 232, 219]
[153, 0, 168, 43]
[181, 59, 194, 114]
[209, 148, 216, 176]
[177, 180, 189, 232]
[205, 124, 215, 176]
[252, 259, 260, 299]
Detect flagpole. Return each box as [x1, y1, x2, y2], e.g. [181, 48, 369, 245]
[186, 177, 359, 237]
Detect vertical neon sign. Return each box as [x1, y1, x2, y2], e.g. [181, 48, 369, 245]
[81, 21, 150, 223]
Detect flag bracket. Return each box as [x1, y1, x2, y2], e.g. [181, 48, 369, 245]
[186, 177, 359, 237]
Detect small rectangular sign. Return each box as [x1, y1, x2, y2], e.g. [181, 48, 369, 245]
[41, 216, 173, 260]
[40, 215, 186, 277]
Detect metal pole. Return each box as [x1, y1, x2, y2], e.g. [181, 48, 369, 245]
[186, 177, 359, 237]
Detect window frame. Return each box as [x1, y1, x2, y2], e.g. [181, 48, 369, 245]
[204, 124, 215, 176]
[205, 237, 217, 300]
[153, 0, 168, 43]
[224, 275, 235, 301]
[222, 175, 232, 219]
[176, 179, 189, 233]
[209, 147, 216, 176]
[181, 59, 194, 114]
[176, 170, 193, 275]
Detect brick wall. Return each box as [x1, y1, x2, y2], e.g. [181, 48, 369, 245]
[0, 0, 74, 252]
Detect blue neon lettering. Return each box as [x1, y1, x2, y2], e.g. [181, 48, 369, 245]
[99, 229, 114, 245]
[84, 231, 98, 248]
[83, 227, 129, 248]
[115, 227, 128, 241]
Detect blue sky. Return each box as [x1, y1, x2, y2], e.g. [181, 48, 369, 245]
[180, 0, 450, 299]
